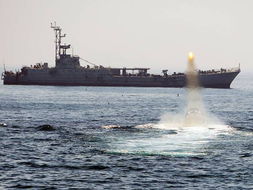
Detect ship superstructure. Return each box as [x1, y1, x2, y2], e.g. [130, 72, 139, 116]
[2, 23, 240, 88]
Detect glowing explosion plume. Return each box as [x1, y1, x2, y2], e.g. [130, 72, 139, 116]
[184, 52, 206, 126]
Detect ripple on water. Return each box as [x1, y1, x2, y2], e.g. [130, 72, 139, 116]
[1, 83, 253, 189]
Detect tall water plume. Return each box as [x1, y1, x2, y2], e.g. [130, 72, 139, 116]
[184, 52, 206, 126]
[105, 52, 230, 156]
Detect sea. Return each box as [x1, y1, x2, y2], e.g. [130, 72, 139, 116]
[0, 73, 252, 189]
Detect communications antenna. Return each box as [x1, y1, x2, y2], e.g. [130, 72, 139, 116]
[50, 22, 67, 64]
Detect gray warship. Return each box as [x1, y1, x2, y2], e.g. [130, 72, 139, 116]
[2, 23, 240, 88]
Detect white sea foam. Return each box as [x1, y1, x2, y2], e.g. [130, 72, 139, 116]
[106, 53, 233, 156]
[102, 125, 121, 129]
[107, 122, 232, 156]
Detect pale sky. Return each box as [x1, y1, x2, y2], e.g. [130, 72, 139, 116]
[0, 0, 252, 74]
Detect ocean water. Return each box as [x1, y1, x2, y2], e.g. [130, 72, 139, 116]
[0, 74, 252, 189]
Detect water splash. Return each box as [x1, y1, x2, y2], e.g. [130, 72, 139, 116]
[158, 52, 223, 129]
[185, 52, 205, 126]
[106, 125, 231, 157]
[104, 53, 233, 156]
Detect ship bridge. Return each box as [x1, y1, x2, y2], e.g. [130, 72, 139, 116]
[51, 22, 80, 69]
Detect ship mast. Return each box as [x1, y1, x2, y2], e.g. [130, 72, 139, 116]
[50, 22, 66, 64]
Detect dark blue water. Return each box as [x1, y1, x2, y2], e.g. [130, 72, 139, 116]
[0, 74, 252, 189]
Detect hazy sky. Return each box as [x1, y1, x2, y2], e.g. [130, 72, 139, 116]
[0, 0, 252, 73]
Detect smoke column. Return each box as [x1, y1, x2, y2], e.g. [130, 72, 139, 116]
[184, 52, 206, 126]
[157, 52, 223, 129]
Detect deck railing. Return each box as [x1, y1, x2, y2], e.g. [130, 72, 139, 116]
[198, 65, 240, 75]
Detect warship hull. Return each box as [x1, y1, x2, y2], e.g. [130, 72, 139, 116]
[3, 69, 240, 88]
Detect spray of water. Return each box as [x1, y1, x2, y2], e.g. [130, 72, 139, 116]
[104, 52, 232, 156]
[156, 52, 224, 129]
[184, 52, 206, 126]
